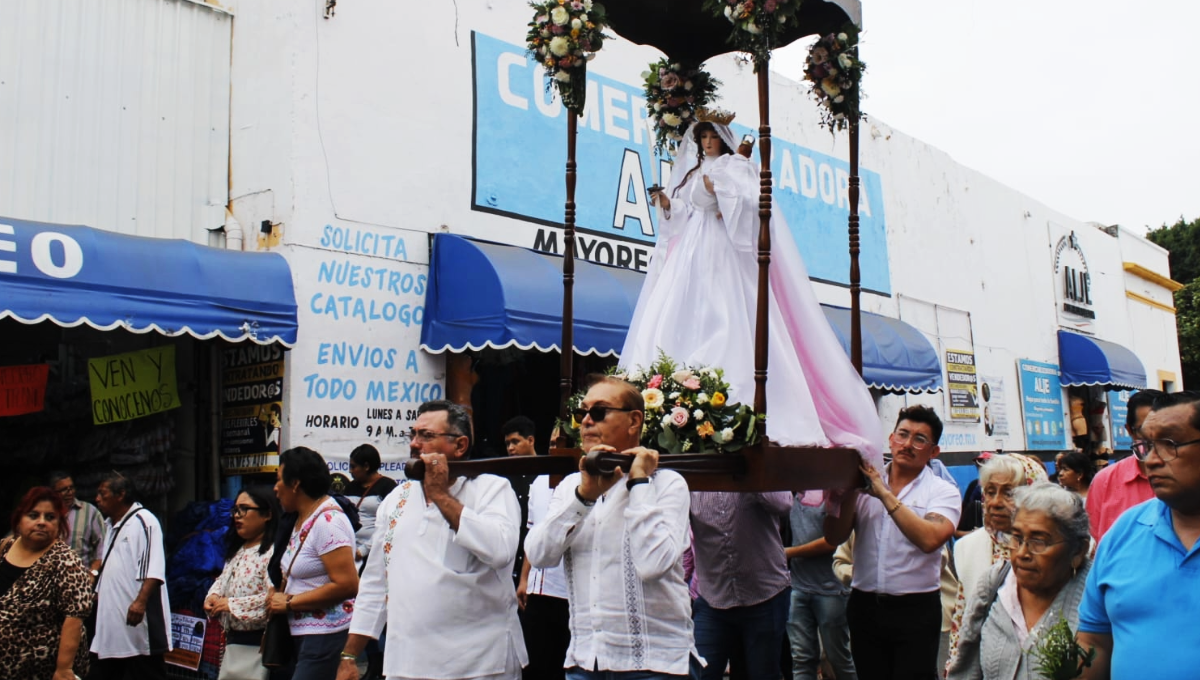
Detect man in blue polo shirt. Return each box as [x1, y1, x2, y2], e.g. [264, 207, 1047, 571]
[1078, 390, 1200, 680]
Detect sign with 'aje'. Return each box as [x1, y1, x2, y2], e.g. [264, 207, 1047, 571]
[88, 346, 180, 425]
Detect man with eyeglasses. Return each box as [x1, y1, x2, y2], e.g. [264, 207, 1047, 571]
[1078, 390, 1200, 680]
[525, 375, 694, 680]
[1086, 389, 1163, 541]
[337, 399, 527, 680]
[49, 471, 106, 568]
[823, 404, 961, 680]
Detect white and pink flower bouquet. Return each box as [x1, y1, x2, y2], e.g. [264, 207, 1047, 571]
[526, 0, 609, 112]
[803, 24, 866, 132]
[642, 59, 722, 156]
[704, 0, 803, 68]
[558, 352, 762, 454]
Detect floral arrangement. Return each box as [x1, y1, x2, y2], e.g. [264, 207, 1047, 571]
[1031, 615, 1095, 680]
[526, 0, 609, 112]
[557, 353, 762, 455]
[642, 60, 721, 156]
[803, 24, 866, 132]
[704, 0, 803, 68]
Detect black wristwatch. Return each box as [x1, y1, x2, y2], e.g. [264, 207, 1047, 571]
[626, 476, 650, 491]
[574, 485, 596, 507]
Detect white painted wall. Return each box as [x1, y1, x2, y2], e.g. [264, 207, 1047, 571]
[228, 0, 1183, 465]
[0, 0, 232, 242]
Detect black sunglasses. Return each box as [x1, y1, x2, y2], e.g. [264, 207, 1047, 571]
[572, 405, 636, 423]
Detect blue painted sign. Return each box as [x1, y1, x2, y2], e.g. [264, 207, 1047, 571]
[471, 31, 891, 292]
[1109, 390, 1133, 450]
[1017, 359, 1068, 451]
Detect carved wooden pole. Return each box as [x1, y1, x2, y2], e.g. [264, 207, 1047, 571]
[560, 112, 578, 420]
[848, 118, 863, 375]
[753, 65, 772, 437]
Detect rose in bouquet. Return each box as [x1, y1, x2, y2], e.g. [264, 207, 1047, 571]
[557, 352, 762, 455]
[704, 0, 803, 69]
[526, 0, 610, 112]
[803, 24, 866, 132]
[643, 59, 721, 156]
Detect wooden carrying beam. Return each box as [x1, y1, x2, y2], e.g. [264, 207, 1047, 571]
[402, 443, 863, 492]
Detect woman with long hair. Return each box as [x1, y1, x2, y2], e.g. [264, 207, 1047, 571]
[627, 113, 882, 456]
[204, 486, 280, 680]
[0, 486, 92, 680]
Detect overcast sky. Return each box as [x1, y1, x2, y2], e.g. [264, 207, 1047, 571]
[772, 0, 1200, 234]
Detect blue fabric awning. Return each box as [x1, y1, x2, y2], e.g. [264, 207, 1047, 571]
[420, 234, 643, 356]
[0, 217, 298, 346]
[1057, 330, 1146, 390]
[819, 304, 944, 393]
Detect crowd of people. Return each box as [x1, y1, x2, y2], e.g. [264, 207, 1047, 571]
[2, 384, 1198, 680]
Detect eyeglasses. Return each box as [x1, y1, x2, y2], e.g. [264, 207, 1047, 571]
[54, 485, 75, 495]
[891, 429, 932, 450]
[408, 429, 465, 443]
[572, 405, 635, 424]
[1131, 437, 1200, 462]
[232, 504, 263, 517]
[981, 486, 1015, 500]
[999, 533, 1067, 555]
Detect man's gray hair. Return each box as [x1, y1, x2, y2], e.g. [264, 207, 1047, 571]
[101, 470, 136, 504]
[417, 399, 474, 455]
[978, 455, 1026, 489]
[47, 470, 73, 487]
[1012, 482, 1090, 551]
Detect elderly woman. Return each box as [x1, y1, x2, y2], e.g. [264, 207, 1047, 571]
[947, 455, 1048, 665]
[0, 487, 92, 680]
[946, 483, 1091, 680]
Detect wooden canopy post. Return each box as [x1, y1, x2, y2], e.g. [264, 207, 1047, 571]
[848, 118, 863, 376]
[752, 66, 773, 437]
[560, 112, 578, 421]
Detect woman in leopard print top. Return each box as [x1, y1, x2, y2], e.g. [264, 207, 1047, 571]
[0, 486, 93, 680]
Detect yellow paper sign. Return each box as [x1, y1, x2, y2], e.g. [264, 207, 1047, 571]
[88, 346, 180, 425]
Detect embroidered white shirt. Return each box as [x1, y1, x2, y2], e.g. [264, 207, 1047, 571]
[525, 470, 694, 676]
[851, 465, 962, 595]
[350, 475, 528, 680]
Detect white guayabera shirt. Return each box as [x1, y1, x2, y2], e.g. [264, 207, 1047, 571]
[525, 470, 695, 676]
[351, 476, 527, 680]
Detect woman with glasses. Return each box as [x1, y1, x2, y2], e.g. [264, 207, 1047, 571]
[946, 483, 1091, 680]
[204, 486, 280, 680]
[947, 455, 1047, 669]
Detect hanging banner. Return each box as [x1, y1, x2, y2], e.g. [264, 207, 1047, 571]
[978, 374, 1010, 438]
[164, 613, 205, 670]
[0, 364, 49, 417]
[1017, 359, 1068, 451]
[220, 344, 286, 475]
[88, 346, 179, 425]
[946, 350, 980, 422]
[1109, 390, 1133, 450]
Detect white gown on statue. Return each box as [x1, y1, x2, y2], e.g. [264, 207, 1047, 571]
[620, 122, 885, 464]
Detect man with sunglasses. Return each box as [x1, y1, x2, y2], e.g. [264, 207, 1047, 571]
[338, 400, 527, 680]
[1078, 390, 1200, 680]
[823, 404, 960, 680]
[525, 376, 694, 680]
[1086, 389, 1163, 541]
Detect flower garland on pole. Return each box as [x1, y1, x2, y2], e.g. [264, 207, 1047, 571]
[556, 353, 763, 455]
[803, 24, 866, 132]
[703, 0, 802, 70]
[526, 0, 609, 113]
[642, 60, 721, 156]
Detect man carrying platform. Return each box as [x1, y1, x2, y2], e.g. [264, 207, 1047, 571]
[526, 375, 695, 680]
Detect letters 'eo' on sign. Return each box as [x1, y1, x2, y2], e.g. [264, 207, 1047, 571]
[88, 346, 180, 425]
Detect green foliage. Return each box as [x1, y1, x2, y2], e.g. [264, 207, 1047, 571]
[1031, 615, 1094, 680]
[1146, 216, 1200, 284]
